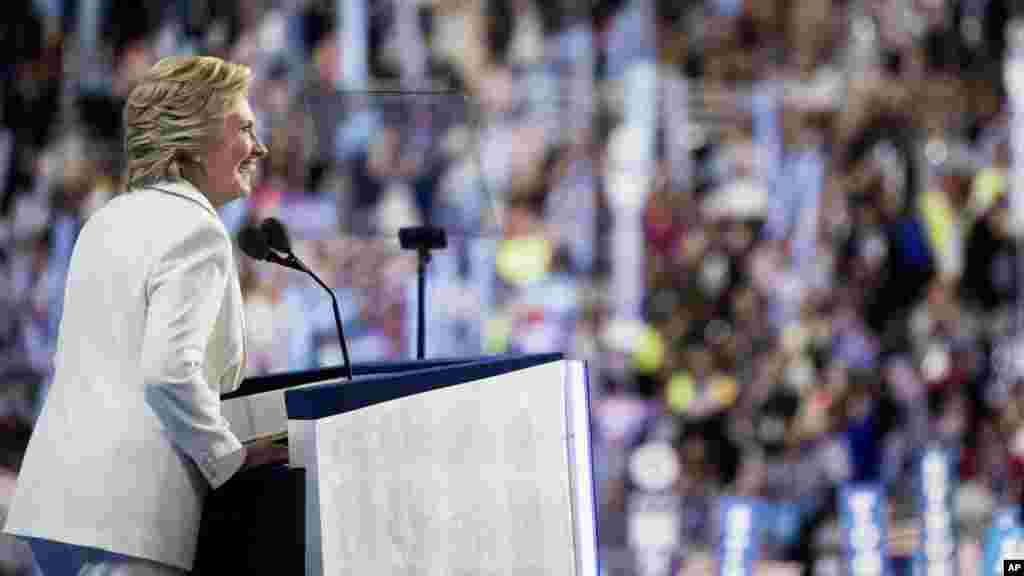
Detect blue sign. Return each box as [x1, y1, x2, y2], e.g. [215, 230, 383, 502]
[840, 484, 889, 576]
[915, 446, 959, 576]
[718, 497, 760, 576]
[984, 508, 1024, 576]
[758, 501, 801, 551]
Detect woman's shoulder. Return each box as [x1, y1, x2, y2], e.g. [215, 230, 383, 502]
[83, 184, 229, 249]
[125, 183, 225, 224]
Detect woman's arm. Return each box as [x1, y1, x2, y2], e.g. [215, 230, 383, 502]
[140, 218, 246, 489]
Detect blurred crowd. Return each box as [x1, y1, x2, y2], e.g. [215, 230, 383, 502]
[1, 0, 1023, 575]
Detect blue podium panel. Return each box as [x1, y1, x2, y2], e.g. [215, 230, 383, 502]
[222, 355, 495, 400]
[283, 353, 565, 419]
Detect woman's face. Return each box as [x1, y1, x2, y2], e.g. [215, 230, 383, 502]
[199, 96, 267, 206]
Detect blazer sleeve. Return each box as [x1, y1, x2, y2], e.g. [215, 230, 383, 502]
[140, 217, 246, 489]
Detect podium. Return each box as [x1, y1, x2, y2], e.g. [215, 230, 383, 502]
[212, 354, 597, 576]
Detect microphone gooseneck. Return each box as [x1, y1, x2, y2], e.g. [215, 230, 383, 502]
[238, 223, 353, 381]
[292, 255, 353, 382]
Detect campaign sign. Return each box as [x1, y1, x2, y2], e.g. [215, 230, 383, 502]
[983, 508, 1024, 576]
[718, 497, 760, 576]
[761, 501, 801, 550]
[840, 484, 889, 576]
[915, 446, 959, 576]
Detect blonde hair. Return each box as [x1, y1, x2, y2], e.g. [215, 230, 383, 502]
[122, 56, 252, 191]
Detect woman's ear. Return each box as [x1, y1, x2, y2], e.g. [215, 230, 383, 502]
[177, 151, 202, 165]
[175, 152, 205, 184]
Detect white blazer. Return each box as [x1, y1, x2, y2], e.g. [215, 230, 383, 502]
[3, 180, 249, 571]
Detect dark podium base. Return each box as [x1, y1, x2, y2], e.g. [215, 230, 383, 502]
[192, 464, 304, 575]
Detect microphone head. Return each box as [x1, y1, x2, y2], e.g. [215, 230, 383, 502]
[238, 226, 270, 261]
[261, 217, 292, 254]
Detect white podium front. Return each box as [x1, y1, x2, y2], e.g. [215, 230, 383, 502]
[283, 354, 597, 576]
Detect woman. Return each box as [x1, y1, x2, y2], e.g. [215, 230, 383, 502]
[3, 56, 287, 575]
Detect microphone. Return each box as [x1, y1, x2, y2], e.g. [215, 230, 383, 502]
[238, 225, 270, 259]
[261, 217, 293, 254]
[238, 220, 353, 381]
[238, 225, 303, 272]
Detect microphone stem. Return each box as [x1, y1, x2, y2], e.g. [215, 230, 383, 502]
[292, 256, 353, 381]
[417, 250, 428, 360]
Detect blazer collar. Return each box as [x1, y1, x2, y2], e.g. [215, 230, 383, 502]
[145, 180, 219, 218]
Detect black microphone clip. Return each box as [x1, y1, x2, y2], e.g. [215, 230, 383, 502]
[265, 248, 305, 273]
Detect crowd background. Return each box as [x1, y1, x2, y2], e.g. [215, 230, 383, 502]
[1, 0, 1023, 575]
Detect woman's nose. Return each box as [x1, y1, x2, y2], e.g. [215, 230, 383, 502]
[253, 136, 269, 158]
